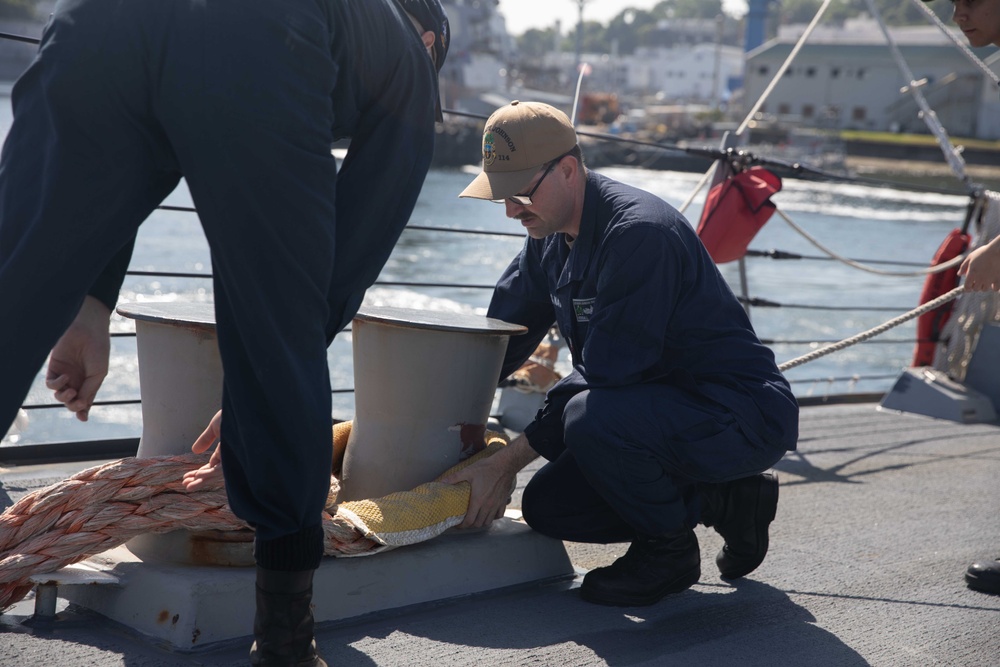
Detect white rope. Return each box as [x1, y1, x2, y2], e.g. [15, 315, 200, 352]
[681, 0, 834, 215]
[779, 286, 964, 371]
[774, 206, 966, 276]
[737, 0, 836, 136]
[864, 0, 972, 191]
[678, 167, 714, 215]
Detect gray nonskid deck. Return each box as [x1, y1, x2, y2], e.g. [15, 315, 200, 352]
[1, 402, 998, 666]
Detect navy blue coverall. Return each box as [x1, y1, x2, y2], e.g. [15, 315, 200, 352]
[488, 171, 799, 542]
[0, 0, 437, 570]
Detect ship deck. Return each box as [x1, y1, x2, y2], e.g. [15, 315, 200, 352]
[1, 400, 998, 666]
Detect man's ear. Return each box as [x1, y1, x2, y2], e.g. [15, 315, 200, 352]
[421, 30, 435, 50]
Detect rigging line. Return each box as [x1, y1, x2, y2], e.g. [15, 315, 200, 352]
[678, 167, 713, 215]
[570, 62, 590, 128]
[910, 0, 1000, 89]
[788, 373, 900, 384]
[865, 0, 973, 193]
[0, 30, 38, 45]
[778, 285, 964, 371]
[746, 248, 945, 268]
[736, 0, 836, 137]
[774, 206, 967, 276]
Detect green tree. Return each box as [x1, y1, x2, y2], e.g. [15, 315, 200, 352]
[518, 27, 558, 59]
[662, 0, 724, 20]
[604, 9, 656, 55]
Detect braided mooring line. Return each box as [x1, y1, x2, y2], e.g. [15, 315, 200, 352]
[778, 286, 965, 371]
[0, 454, 380, 612]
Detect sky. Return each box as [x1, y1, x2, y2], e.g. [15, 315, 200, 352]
[496, 0, 749, 36]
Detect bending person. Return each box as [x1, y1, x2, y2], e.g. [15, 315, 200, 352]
[0, 0, 450, 663]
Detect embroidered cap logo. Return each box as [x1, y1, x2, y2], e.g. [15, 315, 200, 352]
[483, 132, 496, 166]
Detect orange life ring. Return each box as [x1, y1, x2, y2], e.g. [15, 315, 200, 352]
[912, 228, 970, 367]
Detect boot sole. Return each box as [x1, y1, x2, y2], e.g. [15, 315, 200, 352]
[717, 471, 779, 580]
[579, 565, 701, 607]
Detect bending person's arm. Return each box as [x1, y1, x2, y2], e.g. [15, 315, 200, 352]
[46, 238, 134, 421]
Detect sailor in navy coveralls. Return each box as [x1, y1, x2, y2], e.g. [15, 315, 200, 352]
[0, 0, 449, 662]
[449, 101, 799, 607]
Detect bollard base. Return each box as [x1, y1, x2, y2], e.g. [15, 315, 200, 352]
[57, 516, 575, 651]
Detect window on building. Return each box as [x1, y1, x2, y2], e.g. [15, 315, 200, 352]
[778, 103, 791, 115]
[785, 68, 794, 77]
[857, 68, 866, 79]
[852, 107, 866, 121]
[830, 67, 840, 78]
[802, 104, 814, 118]
[806, 67, 816, 77]
[758, 65, 769, 76]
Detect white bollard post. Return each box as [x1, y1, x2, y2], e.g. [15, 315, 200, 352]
[117, 303, 254, 566]
[337, 306, 526, 502]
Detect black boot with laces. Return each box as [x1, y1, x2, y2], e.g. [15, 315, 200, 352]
[580, 528, 701, 606]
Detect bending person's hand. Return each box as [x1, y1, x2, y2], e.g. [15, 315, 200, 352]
[182, 410, 223, 491]
[45, 296, 112, 422]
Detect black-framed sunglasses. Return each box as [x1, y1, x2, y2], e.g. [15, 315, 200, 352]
[492, 151, 571, 206]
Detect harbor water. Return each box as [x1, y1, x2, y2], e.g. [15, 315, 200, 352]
[0, 98, 974, 447]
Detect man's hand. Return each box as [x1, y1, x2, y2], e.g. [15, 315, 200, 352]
[441, 432, 539, 529]
[442, 456, 515, 528]
[959, 237, 1000, 292]
[182, 410, 223, 491]
[45, 296, 112, 422]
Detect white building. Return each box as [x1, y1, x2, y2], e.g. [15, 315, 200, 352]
[625, 43, 744, 104]
[743, 19, 999, 138]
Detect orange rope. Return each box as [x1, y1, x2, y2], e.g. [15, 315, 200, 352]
[0, 453, 379, 612]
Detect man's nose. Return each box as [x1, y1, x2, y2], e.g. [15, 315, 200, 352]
[505, 200, 525, 217]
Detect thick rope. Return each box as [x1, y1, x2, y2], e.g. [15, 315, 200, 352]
[779, 286, 964, 371]
[0, 452, 409, 612]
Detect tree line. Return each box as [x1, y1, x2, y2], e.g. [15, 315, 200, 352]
[516, 0, 956, 57]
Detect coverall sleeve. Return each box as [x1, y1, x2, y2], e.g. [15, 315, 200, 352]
[487, 239, 556, 381]
[88, 237, 136, 311]
[323, 59, 437, 338]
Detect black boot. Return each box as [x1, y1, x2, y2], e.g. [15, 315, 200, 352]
[250, 567, 327, 667]
[701, 471, 779, 580]
[965, 557, 1000, 594]
[580, 528, 700, 606]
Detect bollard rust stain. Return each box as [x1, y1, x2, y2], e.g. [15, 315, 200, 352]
[457, 423, 487, 459]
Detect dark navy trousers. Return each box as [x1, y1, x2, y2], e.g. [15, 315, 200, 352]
[0, 0, 352, 569]
[521, 384, 787, 542]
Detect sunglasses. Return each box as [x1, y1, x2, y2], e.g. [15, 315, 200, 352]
[492, 151, 572, 206]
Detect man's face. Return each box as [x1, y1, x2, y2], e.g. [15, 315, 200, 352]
[504, 156, 575, 240]
[952, 0, 1000, 48]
